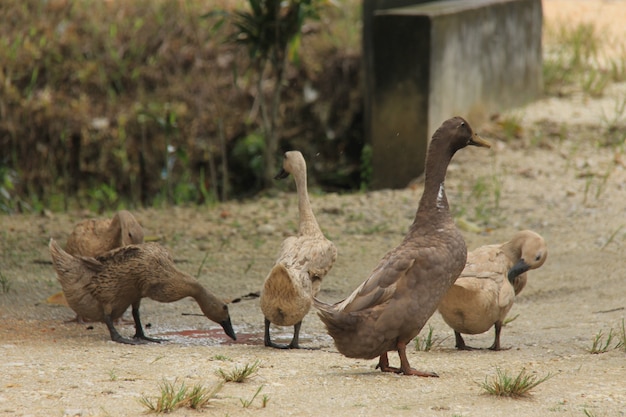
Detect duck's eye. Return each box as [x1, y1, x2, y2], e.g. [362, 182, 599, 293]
[535, 254, 542, 262]
[460, 122, 466, 127]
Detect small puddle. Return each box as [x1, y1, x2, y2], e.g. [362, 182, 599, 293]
[156, 328, 322, 347]
[157, 328, 265, 346]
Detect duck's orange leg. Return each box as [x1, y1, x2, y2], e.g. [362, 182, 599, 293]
[397, 341, 439, 377]
[376, 352, 401, 373]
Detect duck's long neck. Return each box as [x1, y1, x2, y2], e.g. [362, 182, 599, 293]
[416, 139, 454, 217]
[294, 168, 322, 236]
[107, 213, 123, 246]
[191, 283, 222, 318]
[167, 277, 221, 317]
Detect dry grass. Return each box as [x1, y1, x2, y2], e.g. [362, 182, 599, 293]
[481, 368, 553, 398]
[216, 360, 261, 383]
[139, 379, 223, 413]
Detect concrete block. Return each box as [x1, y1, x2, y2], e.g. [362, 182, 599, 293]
[366, 0, 542, 189]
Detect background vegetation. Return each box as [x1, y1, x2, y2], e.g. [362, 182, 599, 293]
[0, 0, 362, 212]
[1, 0, 624, 213]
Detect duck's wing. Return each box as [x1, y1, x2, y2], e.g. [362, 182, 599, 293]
[457, 244, 515, 309]
[277, 235, 337, 280]
[333, 251, 413, 313]
[459, 244, 508, 282]
[94, 244, 145, 265]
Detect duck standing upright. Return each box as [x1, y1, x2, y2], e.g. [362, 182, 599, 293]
[65, 210, 144, 257]
[438, 230, 547, 350]
[49, 239, 236, 344]
[315, 117, 490, 376]
[261, 151, 337, 349]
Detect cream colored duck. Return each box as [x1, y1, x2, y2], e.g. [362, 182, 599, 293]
[65, 210, 144, 257]
[315, 117, 490, 376]
[438, 230, 547, 350]
[260, 151, 337, 349]
[49, 239, 236, 344]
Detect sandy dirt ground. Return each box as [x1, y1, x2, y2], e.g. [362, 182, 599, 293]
[2, 1, 626, 416]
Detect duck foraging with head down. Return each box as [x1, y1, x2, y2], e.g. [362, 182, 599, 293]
[315, 117, 490, 376]
[260, 151, 337, 349]
[49, 239, 236, 345]
[56, 210, 144, 323]
[438, 230, 547, 350]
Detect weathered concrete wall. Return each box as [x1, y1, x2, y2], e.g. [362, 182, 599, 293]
[363, 0, 435, 190]
[367, 0, 542, 189]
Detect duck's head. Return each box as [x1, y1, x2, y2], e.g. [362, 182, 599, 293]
[507, 230, 548, 282]
[116, 210, 144, 246]
[433, 117, 491, 154]
[275, 150, 306, 180]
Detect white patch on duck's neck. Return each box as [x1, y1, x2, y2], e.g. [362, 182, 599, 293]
[436, 182, 445, 209]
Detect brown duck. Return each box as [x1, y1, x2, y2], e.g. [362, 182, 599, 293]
[49, 239, 236, 344]
[315, 117, 490, 376]
[438, 230, 547, 350]
[65, 210, 144, 257]
[54, 210, 144, 322]
[261, 151, 337, 349]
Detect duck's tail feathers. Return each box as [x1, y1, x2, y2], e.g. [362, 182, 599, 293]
[49, 238, 103, 285]
[49, 238, 77, 269]
[312, 296, 332, 311]
[263, 263, 300, 298]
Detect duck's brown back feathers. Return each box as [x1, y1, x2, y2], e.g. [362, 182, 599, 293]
[65, 210, 144, 257]
[49, 239, 235, 339]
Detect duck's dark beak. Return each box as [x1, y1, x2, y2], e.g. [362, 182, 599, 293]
[220, 318, 237, 340]
[469, 132, 491, 148]
[274, 168, 289, 180]
[507, 259, 530, 284]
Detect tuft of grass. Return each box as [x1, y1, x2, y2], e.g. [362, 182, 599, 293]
[463, 172, 503, 226]
[108, 369, 118, 381]
[195, 252, 210, 278]
[0, 272, 11, 293]
[240, 385, 265, 408]
[497, 113, 524, 141]
[414, 325, 435, 352]
[583, 408, 597, 417]
[503, 314, 520, 326]
[216, 360, 261, 383]
[211, 354, 232, 361]
[588, 328, 616, 354]
[616, 319, 626, 352]
[139, 379, 223, 413]
[481, 367, 553, 398]
[600, 225, 624, 250]
[187, 383, 223, 409]
[600, 95, 626, 147]
[543, 20, 626, 98]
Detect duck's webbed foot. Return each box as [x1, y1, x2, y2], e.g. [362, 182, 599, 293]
[287, 321, 303, 349]
[105, 314, 147, 345]
[130, 303, 166, 343]
[398, 342, 439, 377]
[134, 333, 165, 343]
[375, 353, 402, 373]
[113, 334, 148, 345]
[455, 331, 479, 350]
[487, 322, 509, 351]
